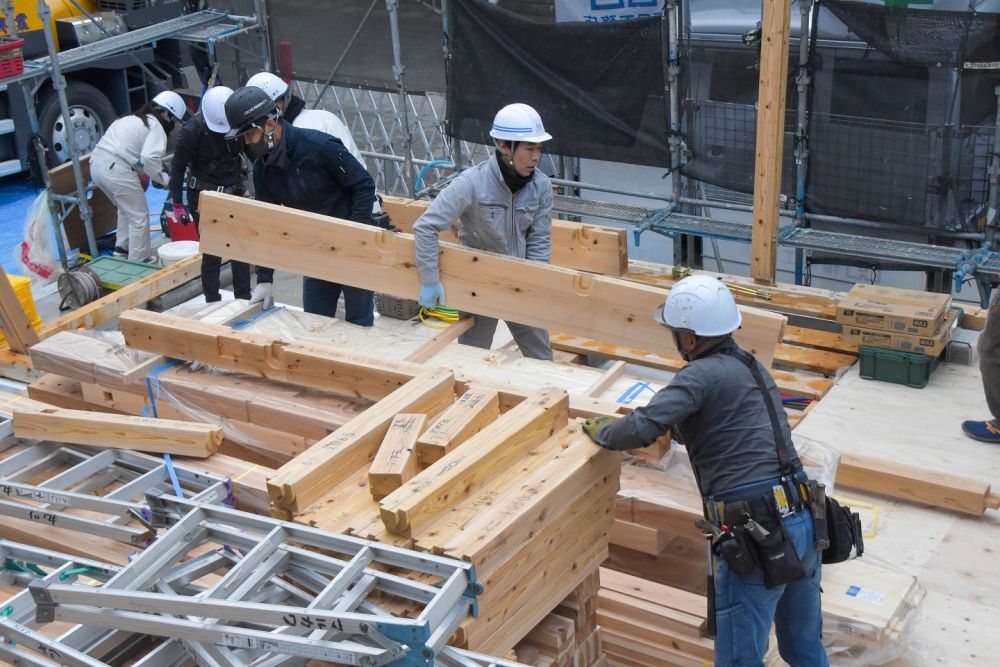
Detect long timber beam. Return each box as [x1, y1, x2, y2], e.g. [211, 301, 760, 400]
[198, 193, 786, 367]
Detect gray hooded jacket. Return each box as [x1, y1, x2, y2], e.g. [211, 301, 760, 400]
[413, 155, 553, 284]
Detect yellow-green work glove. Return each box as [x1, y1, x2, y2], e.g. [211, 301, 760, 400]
[583, 416, 618, 443]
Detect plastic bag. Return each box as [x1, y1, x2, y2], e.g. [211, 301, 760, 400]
[14, 190, 60, 283]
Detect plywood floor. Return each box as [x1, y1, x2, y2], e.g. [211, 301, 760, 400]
[794, 362, 997, 667]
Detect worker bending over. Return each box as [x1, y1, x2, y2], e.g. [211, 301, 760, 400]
[91, 91, 187, 263]
[224, 87, 377, 323]
[413, 103, 554, 360]
[167, 86, 251, 302]
[583, 275, 828, 667]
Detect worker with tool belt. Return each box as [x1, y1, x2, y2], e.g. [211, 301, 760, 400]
[413, 103, 554, 360]
[224, 86, 377, 323]
[583, 275, 828, 667]
[167, 85, 252, 302]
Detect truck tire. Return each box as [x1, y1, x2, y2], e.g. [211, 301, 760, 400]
[37, 82, 117, 164]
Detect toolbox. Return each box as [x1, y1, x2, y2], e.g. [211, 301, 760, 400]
[858, 345, 944, 389]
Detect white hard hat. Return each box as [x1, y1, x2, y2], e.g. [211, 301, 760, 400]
[489, 103, 552, 143]
[202, 86, 234, 134]
[152, 90, 186, 120]
[246, 71, 289, 102]
[654, 275, 742, 337]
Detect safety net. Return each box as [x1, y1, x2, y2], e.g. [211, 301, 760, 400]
[445, 0, 672, 168]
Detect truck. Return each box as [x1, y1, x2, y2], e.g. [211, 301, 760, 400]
[0, 0, 262, 177]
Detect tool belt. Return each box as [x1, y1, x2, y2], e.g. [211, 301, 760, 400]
[701, 473, 811, 588]
[188, 175, 241, 193]
[703, 472, 810, 525]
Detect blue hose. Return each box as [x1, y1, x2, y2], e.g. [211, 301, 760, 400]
[415, 160, 455, 193]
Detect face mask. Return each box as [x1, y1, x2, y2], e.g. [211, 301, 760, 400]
[245, 136, 269, 159]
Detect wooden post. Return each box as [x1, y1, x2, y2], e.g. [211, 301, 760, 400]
[750, 0, 792, 286]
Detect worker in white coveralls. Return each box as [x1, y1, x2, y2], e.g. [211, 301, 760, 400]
[90, 91, 188, 263]
[413, 103, 554, 360]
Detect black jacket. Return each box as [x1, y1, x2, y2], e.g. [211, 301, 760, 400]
[169, 113, 243, 204]
[252, 120, 376, 283]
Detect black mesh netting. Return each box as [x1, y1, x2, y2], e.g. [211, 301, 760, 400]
[676, 1, 999, 231]
[824, 0, 1000, 67]
[446, 0, 671, 168]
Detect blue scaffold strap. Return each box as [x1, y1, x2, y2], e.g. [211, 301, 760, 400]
[162, 452, 184, 498]
[142, 359, 183, 419]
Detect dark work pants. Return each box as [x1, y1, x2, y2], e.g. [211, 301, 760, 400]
[302, 277, 374, 327]
[191, 189, 252, 301]
[981, 288, 1000, 421]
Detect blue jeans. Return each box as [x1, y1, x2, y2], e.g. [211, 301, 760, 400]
[302, 277, 374, 327]
[714, 510, 828, 667]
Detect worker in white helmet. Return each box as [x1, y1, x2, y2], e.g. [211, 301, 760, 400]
[167, 85, 252, 302]
[412, 103, 554, 360]
[246, 71, 383, 217]
[91, 90, 188, 263]
[583, 275, 829, 667]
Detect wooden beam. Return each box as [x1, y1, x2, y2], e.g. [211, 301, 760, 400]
[118, 309, 422, 401]
[198, 193, 786, 367]
[381, 195, 629, 276]
[611, 519, 671, 557]
[583, 361, 627, 399]
[378, 387, 569, 538]
[750, 0, 793, 285]
[402, 316, 475, 363]
[267, 369, 456, 516]
[13, 405, 222, 457]
[549, 332, 834, 400]
[369, 413, 426, 501]
[0, 265, 40, 354]
[39, 255, 202, 339]
[416, 386, 500, 464]
[837, 453, 1000, 515]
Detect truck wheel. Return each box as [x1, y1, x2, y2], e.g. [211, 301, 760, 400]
[37, 82, 117, 164]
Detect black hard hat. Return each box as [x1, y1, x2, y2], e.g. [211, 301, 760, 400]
[224, 86, 277, 139]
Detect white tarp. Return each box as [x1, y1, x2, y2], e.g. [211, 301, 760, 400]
[554, 0, 665, 24]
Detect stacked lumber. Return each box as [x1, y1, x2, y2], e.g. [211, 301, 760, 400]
[597, 568, 714, 667]
[286, 386, 621, 653]
[514, 571, 605, 667]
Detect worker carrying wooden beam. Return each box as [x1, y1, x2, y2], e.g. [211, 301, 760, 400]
[224, 85, 377, 324]
[412, 103, 555, 360]
[583, 275, 830, 666]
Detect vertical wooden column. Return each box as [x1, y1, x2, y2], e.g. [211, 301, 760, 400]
[750, 0, 793, 286]
[0, 264, 39, 355]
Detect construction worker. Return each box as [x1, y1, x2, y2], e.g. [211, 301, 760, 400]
[246, 71, 384, 218]
[167, 86, 252, 302]
[90, 91, 187, 263]
[413, 103, 554, 360]
[224, 86, 377, 323]
[582, 275, 828, 667]
[962, 287, 1000, 443]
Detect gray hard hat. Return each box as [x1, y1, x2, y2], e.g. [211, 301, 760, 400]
[224, 86, 278, 139]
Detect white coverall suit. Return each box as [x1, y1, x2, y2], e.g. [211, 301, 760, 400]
[90, 114, 169, 262]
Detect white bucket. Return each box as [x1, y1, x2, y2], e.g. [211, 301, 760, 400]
[158, 240, 200, 267]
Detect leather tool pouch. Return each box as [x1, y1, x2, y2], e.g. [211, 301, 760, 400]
[822, 496, 864, 564]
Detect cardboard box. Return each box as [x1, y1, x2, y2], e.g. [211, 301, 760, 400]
[840, 308, 958, 356]
[836, 284, 951, 336]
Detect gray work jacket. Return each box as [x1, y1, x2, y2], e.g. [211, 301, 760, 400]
[413, 155, 553, 284]
[596, 338, 803, 496]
